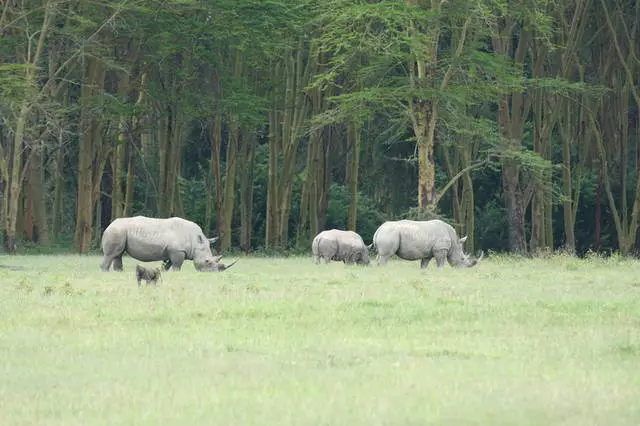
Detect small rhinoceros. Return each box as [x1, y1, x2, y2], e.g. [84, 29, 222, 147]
[373, 219, 483, 269]
[100, 216, 222, 272]
[311, 229, 372, 265]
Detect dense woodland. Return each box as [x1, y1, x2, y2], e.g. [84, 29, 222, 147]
[0, 0, 638, 256]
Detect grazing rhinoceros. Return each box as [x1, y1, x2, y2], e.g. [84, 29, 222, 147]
[372, 219, 483, 269]
[100, 216, 222, 272]
[312, 229, 372, 265]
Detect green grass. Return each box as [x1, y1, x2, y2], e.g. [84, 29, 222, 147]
[1, 253, 640, 425]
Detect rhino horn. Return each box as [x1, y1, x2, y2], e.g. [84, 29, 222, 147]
[459, 236, 468, 244]
[366, 243, 373, 250]
[220, 259, 239, 271]
[476, 250, 484, 263]
[208, 237, 219, 244]
[212, 255, 223, 263]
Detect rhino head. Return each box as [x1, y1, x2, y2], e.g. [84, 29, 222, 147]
[358, 243, 374, 265]
[450, 236, 484, 268]
[193, 236, 222, 271]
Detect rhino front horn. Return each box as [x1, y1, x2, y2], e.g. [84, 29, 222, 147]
[208, 237, 219, 244]
[476, 250, 484, 263]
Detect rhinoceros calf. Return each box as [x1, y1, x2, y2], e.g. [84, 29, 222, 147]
[100, 216, 221, 272]
[312, 229, 372, 265]
[373, 219, 483, 269]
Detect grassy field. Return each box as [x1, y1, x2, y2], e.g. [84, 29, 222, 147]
[1, 253, 639, 425]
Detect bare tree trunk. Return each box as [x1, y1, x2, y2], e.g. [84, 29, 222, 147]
[74, 56, 107, 253]
[157, 113, 170, 216]
[297, 80, 328, 246]
[111, 142, 125, 219]
[23, 144, 50, 244]
[594, 163, 603, 251]
[207, 114, 223, 239]
[266, 94, 280, 247]
[239, 129, 256, 252]
[2, 2, 53, 252]
[346, 122, 361, 231]
[492, 26, 533, 254]
[122, 145, 135, 217]
[168, 106, 184, 217]
[266, 40, 314, 248]
[52, 130, 65, 237]
[220, 125, 239, 250]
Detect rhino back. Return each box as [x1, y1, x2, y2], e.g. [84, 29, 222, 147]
[393, 220, 454, 260]
[314, 229, 366, 260]
[117, 216, 204, 261]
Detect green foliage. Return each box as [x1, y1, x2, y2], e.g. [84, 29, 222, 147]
[324, 183, 386, 243]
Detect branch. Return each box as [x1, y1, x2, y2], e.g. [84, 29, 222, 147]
[588, 110, 624, 243]
[45, 1, 130, 99]
[439, 15, 472, 91]
[599, 0, 640, 106]
[435, 157, 491, 204]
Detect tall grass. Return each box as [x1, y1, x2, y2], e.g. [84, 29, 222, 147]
[1, 253, 639, 425]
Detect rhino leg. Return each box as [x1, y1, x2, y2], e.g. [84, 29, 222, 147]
[168, 251, 186, 270]
[313, 255, 321, 265]
[113, 255, 124, 271]
[100, 256, 113, 272]
[434, 250, 448, 268]
[420, 257, 432, 269]
[100, 253, 124, 272]
[376, 254, 391, 266]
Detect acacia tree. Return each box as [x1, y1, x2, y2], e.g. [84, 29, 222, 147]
[586, 0, 640, 254]
[315, 0, 512, 225]
[0, 0, 55, 252]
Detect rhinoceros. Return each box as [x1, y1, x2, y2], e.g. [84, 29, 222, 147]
[372, 219, 483, 269]
[100, 216, 222, 272]
[312, 229, 372, 265]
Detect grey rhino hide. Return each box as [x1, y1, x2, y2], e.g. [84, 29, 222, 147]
[100, 216, 220, 272]
[372, 219, 483, 269]
[312, 229, 371, 265]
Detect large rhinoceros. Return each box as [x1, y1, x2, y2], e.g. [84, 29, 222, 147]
[100, 216, 222, 272]
[373, 219, 483, 269]
[312, 229, 372, 265]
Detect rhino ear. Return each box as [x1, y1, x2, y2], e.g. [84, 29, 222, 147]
[459, 236, 468, 244]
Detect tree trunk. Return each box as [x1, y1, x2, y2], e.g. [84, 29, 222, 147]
[74, 56, 106, 253]
[594, 163, 603, 251]
[168, 105, 184, 217]
[207, 114, 223, 239]
[122, 145, 135, 217]
[266, 41, 313, 248]
[23, 145, 50, 244]
[111, 142, 125, 220]
[2, 1, 53, 253]
[220, 125, 239, 250]
[561, 106, 576, 253]
[346, 122, 361, 231]
[492, 27, 533, 254]
[52, 130, 65, 237]
[239, 129, 256, 252]
[502, 152, 527, 254]
[157, 113, 170, 216]
[297, 82, 328, 247]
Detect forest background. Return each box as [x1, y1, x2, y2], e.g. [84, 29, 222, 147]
[0, 0, 638, 257]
